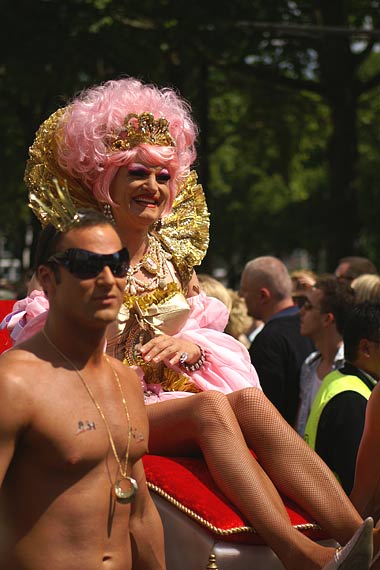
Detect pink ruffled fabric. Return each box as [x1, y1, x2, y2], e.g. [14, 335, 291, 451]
[140, 292, 261, 402]
[173, 292, 261, 393]
[0, 291, 49, 343]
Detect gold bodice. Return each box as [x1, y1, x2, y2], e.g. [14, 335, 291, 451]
[107, 283, 200, 393]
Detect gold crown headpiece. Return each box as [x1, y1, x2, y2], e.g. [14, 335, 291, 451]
[25, 107, 100, 224]
[106, 112, 176, 152]
[29, 178, 82, 232]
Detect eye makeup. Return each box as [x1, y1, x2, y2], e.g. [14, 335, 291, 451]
[127, 163, 170, 182]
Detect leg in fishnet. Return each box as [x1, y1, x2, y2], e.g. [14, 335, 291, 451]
[226, 388, 363, 547]
[147, 391, 339, 569]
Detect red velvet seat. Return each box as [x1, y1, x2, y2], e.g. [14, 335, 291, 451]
[142, 455, 333, 569]
[143, 454, 326, 545]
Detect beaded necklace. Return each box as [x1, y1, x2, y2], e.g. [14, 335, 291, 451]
[125, 234, 170, 295]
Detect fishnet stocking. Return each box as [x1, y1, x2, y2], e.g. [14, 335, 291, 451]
[227, 388, 363, 544]
[146, 390, 357, 569]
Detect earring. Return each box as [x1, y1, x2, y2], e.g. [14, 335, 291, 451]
[103, 203, 115, 224]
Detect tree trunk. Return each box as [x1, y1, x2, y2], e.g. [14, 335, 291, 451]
[325, 90, 359, 269]
[317, 1, 360, 269]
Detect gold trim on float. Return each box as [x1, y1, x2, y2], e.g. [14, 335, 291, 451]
[147, 482, 321, 536]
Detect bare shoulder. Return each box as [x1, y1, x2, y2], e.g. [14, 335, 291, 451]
[0, 343, 39, 384]
[0, 334, 53, 390]
[0, 345, 42, 426]
[367, 383, 380, 428]
[106, 356, 143, 395]
[371, 381, 380, 403]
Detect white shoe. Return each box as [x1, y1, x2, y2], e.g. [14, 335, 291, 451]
[323, 517, 373, 570]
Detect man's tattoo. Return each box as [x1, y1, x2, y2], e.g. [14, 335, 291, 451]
[76, 420, 96, 435]
[75, 421, 144, 441]
[131, 427, 145, 442]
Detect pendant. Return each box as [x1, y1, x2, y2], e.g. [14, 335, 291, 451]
[114, 476, 138, 504]
[142, 255, 159, 275]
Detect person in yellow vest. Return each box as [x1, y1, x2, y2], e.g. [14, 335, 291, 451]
[304, 301, 380, 494]
[296, 275, 355, 437]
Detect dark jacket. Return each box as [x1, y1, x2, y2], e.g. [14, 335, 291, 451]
[249, 308, 314, 426]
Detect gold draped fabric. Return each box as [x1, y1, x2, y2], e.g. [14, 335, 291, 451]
[107, 283, 201, 393]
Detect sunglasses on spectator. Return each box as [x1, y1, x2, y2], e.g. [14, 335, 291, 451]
[48, 248, 130, 279]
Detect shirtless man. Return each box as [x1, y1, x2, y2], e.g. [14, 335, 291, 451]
[350, 301, 380, 524]
[351, 367, 380, 526]
[0, 209, 165, 570]
[350, 327, 380, 568]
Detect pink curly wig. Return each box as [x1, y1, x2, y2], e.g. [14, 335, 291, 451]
[56, 78, 198, 215]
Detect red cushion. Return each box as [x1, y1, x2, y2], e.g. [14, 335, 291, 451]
[143, 454, 327, 545]
[0, 300, 15, 354]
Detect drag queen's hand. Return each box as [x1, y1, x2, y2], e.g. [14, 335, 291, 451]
[139, 334, 202, 367]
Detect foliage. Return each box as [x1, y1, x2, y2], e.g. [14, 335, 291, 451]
[1, 0, 380, 279]
[356, 52, 380, 260]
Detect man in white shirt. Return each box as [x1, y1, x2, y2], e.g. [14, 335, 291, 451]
[296, 275, 355, 436]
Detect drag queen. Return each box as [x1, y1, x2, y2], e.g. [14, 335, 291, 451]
[7, 78, 378, 569]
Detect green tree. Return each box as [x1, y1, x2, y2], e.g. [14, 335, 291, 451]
[1, 0, 380, 279]
[218, 1, 380, 268]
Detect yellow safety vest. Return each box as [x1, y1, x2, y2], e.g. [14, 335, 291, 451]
[304, 370, 371, 450]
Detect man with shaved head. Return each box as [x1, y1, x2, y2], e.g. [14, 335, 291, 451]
[240, 256, 313, 425]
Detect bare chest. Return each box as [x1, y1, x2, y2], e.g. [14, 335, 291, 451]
[14, 370, 148, 476]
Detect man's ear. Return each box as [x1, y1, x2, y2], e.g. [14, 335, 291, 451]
[323, 312, 335, 327]
[358, 338, 371, 359]
[259, 287, 271, 304]
[37, 265, 56, 297]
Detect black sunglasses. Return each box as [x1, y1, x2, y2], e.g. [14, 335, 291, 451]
[48, 247, 130, 279]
